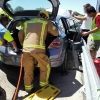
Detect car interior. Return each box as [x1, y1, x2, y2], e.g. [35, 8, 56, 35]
[7, 17, 81, 51]
[66, 19, 82, 42]
[8, 19, 58, 56]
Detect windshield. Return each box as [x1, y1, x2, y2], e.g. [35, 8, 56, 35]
[6, 0, 52, 14]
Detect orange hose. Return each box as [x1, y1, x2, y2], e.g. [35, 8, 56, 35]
[13, 54, 23, 100]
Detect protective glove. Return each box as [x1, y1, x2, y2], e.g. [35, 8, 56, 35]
[59, 33, 66, 38]
[13, 48, 22, 54]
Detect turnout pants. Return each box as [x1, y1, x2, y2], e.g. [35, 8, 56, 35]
[23, 52, 51, 91]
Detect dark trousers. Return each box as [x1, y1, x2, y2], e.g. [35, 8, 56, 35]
[82, 29, 90, 43]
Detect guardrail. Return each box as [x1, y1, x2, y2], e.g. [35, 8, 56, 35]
[81, 40, 100, 100]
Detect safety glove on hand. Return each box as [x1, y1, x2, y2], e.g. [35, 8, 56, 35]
[13, 48, 22, 54]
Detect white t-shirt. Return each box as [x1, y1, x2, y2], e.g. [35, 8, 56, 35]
[80, 14, 92, 30]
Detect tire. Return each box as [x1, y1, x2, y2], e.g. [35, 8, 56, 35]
[68, 40, 72, 50]
[62, 53, 67, 70]
[59, 52, 68, 76]
[77, 50, 82, 66]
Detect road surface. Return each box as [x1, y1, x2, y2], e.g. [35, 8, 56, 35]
[0, 50, 84, 100]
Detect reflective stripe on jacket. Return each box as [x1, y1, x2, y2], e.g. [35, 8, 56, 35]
[0, 23, 14, 45]
[18, 18, 58, 53]
[91, 13, 100, 40]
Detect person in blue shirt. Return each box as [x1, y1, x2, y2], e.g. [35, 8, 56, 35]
[0, 14, 19, 63]
[0, 14, 18, 52]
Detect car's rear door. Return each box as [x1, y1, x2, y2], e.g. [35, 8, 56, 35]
[48, 18, 67, 67]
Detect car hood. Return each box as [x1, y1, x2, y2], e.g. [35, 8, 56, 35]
[0, 0, 60, 20]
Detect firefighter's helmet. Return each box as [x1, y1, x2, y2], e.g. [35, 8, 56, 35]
[38, 10, 49, 19]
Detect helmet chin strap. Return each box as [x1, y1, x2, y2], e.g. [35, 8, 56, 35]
[37, 13, 48, 19]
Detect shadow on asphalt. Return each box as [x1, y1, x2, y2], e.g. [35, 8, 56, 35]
[0, 64, 40, 91]
[0, 64, 21, 87]
[0, 86, 6, 100]
[50, 68, 83, 98]
[0, 64, 83, 99]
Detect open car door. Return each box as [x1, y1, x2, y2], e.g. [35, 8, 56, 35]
[0, 0, 60, 20]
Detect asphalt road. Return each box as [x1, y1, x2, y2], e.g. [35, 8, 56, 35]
[0, 50, 84, 100]
[1, 36, 100, 100]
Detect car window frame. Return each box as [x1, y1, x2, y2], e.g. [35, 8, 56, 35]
[66, 18, 79, 32]
[58, 18, 66, 34]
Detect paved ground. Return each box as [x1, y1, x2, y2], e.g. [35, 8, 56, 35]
[0, 50, 84, 100]
[1, 36, 99, 100]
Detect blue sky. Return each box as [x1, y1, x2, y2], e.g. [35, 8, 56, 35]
[8, 0, 97, 14]
[60, 0, 97, 14]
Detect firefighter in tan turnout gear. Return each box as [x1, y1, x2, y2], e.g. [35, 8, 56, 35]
[18, 10, 58, 93]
